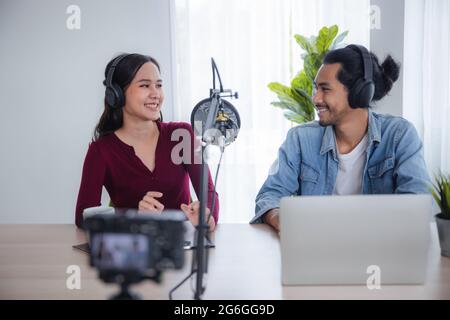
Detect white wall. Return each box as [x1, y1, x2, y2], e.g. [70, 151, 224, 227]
[370, 0, 405, 116]
[0, 0, 174, 223]
[402, 0, 425, 139]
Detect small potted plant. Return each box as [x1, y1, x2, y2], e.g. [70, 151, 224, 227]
[430, 173, 450, 257]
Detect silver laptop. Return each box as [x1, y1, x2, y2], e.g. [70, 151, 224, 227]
[280, 194, 431, 285]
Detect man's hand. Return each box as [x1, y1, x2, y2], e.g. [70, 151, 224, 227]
[263, 208, 280, 233]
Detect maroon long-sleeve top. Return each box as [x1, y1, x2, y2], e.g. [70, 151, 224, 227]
[75, 121, 219, 228]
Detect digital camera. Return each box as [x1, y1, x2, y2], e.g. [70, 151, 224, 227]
[84, 209, 186, 284]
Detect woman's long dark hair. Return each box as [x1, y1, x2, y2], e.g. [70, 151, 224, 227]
[94, 53, 160, 140]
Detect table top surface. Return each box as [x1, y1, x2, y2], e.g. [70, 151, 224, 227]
[0, 223, 449, 300]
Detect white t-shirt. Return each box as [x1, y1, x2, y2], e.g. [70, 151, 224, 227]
[332, 134, 369, 195]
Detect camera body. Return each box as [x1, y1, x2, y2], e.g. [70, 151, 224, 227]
[84, 209, 186, 284]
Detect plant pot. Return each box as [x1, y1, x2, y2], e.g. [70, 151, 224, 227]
[435, 213, 450, 258]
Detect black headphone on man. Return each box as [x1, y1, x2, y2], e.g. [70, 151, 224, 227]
[346, 45, 375, 109]
[104, 53, 163, 121]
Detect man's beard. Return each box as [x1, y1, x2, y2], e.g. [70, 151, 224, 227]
[318, 114, 334, 127]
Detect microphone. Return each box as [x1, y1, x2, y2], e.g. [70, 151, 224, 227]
[190, 58, 240, 151]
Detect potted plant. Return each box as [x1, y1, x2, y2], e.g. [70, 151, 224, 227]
[430, 173, 450, 257]
[268, 25, 348, 124]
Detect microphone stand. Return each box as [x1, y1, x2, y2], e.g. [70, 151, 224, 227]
[168, 57, 238, 300]
[192, 58, 237, 300]
[193, 91, 220, 300]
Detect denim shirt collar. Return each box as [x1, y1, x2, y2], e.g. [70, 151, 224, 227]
[319, 109, 381, 161]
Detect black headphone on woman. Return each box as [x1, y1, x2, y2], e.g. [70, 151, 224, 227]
[104, 54, 129, 109]
[346, 45, 375, 108]
[104, 53, 163, 121]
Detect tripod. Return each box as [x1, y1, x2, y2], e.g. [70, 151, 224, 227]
[106, 271, 162, 300]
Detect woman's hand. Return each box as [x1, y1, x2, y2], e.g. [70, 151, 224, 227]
[138, 191, 164, 213]
[180, 201, 216, 232]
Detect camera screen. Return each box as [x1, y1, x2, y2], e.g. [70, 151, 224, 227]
[90, 233, 149, 271]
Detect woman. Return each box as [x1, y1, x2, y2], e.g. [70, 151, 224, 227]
[75, 53, 219, 230]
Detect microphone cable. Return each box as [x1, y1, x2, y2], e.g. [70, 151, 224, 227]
[211, 58, 224, 93]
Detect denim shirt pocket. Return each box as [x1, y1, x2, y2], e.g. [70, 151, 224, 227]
[300, 161, 320, 194]
[368, 157, 395, 193]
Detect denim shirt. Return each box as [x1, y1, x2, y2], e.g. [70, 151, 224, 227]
[251, 110, 430, 224]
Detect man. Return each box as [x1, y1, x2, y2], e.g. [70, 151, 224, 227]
[252, 44, 430, 232]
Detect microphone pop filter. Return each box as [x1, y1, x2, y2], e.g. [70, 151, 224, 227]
[190, 98, 241, 147]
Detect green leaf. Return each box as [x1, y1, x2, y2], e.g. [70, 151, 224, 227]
[291, 70, 312, 95]
[283, 110, 309, 123]
[270, 101, 301, 116]
[275, 101, 310, 120]
[316, 25, 338, 54]
[299, 71, 313, 94]
[443, 181, 450, 215]
[330, 30, 349, 50]
[309, 35, 318, 52]
[268, 82, 293, 98]
[294, 34, 314, 54]
[430, 173, 450, 217]
[268, 82, 298, 96]
[292, 88, 315, 117]
[292, 87, 310, 100]
[430, 187, 443, 212]
[269, 79, 315, 123]
[268, 82, 300, 106]
[270, 101, 288, 110]
[304, 53, 322, 81]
